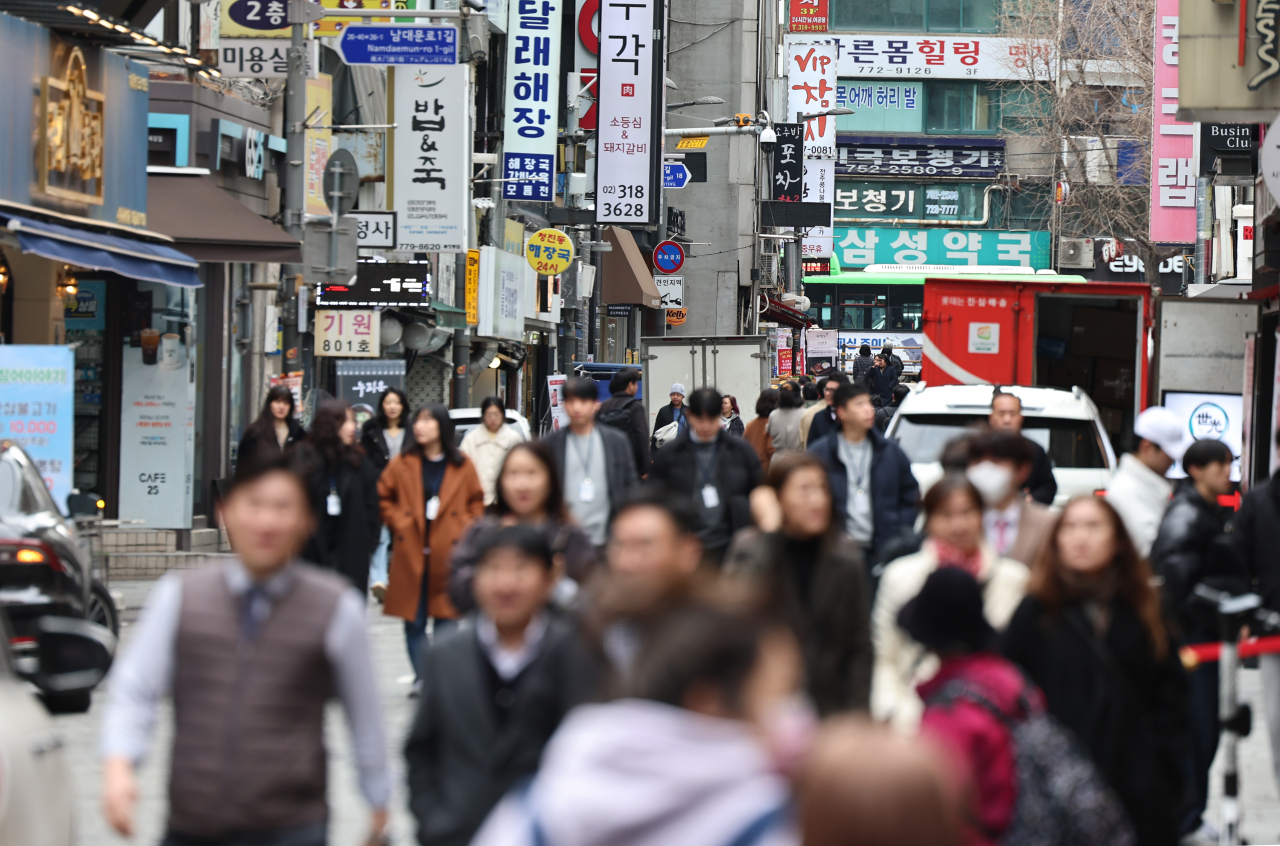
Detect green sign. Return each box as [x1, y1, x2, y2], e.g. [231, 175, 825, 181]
[835, 227, 1051, 269]
[833, 181, 986, 222]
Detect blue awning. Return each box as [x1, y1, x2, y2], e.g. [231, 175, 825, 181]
[2, 213, 201, 288]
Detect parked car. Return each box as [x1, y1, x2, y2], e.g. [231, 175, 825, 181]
[0, 442, 117, 711]
[884, 384, 1117, 508]
[0, 605, 114, 844]
[448, 407, 532, 446]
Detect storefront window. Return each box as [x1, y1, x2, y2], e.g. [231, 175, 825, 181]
[926, 82, 999, 133]
[832, 0, 997, 31]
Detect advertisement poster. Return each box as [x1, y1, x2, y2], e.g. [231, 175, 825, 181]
[336, 359, 406, 428]
[270, 371, 305, 419]
[392, 63, 471, 251]
[787, 43, 837, 159]
[777, 347, 793, 376]
[64, 280, 107, 331]
[118, 325, 196, 529]
[478, 247, 529, 341]
[789, 0, 827, 32]
[547, 374, 568, 431]
[1151, 0, 1195, 244]
[501, 0, 563, 201]
[305, 74, 333, 217]
[805, 328, 838, 374]
[837, 332, 922, 376]
[1164, 392, 1244, 480]
[0, 347, 74, 511]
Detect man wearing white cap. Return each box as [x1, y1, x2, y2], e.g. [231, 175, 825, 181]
[651, 383, 688, 447]
[1104, 406, 1188, 557]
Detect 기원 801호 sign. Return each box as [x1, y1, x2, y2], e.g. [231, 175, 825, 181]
[595, 0, 666, 225]
[392, 64, 471, 252]
[502, 0, 563, 201]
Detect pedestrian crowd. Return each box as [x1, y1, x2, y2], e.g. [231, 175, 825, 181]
[97, 374, 1275, 846]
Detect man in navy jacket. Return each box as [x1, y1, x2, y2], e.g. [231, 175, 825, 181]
[808, 383, 920, 568]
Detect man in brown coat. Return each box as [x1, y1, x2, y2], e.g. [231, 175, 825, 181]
[100, 452, 391, 846]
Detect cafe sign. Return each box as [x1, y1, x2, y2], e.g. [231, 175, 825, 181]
[39, 49, 106, 206]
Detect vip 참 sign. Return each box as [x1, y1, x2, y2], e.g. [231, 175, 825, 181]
[502, 0, 564, 202]
[391, 63, 470, 251]
[595, 0, 665, 225]
[788, 43, 837, 159]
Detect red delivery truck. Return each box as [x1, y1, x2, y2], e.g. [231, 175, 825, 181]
[920, 276, 1153, 438]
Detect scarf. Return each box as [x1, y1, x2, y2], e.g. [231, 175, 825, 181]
[931, 539, 983, 577]
[1058, 567, 1119, 635]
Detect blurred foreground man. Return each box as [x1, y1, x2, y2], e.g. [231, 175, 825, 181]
[100, 453, 390, 846]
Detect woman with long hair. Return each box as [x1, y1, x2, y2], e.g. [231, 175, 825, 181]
[742, 390, 778, 474]
[448, 440, 598, 613]
[767, 380, 806, 452]
[298, 399, 382, 594]
[724, 451, 872, 714]
[1002, 496, 1186, 846]
[871, 473, 1028, 732]
[719, 394, 745, 437]
[360, 387, 410, 601]
[236, 385, 306, 469]
[379, 403, 485, 685]
[459, 395, 523, 505]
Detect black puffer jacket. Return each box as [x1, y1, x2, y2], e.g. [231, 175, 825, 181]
[850, 353, 874, 384]
[1227, 474, 1280, 613]
[1150, 482, 1245, 638]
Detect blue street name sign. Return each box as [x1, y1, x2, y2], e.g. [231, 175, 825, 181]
[663, 163, 691, 189]
[338, 25, 458, 65]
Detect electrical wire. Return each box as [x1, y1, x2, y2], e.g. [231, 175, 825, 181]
[669, 21, 736, 54]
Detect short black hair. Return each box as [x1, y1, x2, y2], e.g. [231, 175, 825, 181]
[891, 383, 910, 403]
[563, 377, 599, 402]
[859, 344, 872, 356]
[687, 387, 723, 418]
[475, 523, 555, 570]
[479, 395, 505, 416]
[610, 367, 641, 395]
[375, 387, 411, 433]
[229, 449, 312, 510]
[406, 404, 465, 466]
[991, 387, 1022, 411]
[967, 430, 1032, 467]
[833, 382, 870, 407]
[754, 389, 780, 417]
[776, 381, 805, 409]
[802, 382, 819, 402]
[1183, 439, 1234, 471]
[613, 483, 696, 536]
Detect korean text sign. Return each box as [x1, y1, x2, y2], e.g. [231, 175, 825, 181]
[773, 123, 805, 201]
[503, 0, 564, 201]
[836, 140, 1004, 179]
[595, 0, 664, 224]
[339, 25, 458, 64]
[788, 43, 837, 158]
[1151, 0, 1195, 244]
[315, 310, 382, 357]
[802, 159, 834, 256]
[789, 0, 827, 32]
[392, 63, 471, 252]
[835, 227, 1051, 268]
[0, 347, 73, 511]
[785, 34, 1053, 80]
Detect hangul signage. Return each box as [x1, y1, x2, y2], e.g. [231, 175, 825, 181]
[526, 228, 575, 274]
[1151, 0, 1195, 244]
[221, 0, 290, 37]
[834, 228, 1052, 269]
[316, 260, 432, 307]
[788, 0, 827, 32]
[595, 0, 665, 224]
[350, 211, 397, 248]
[338, 25, 458, 64]
[391, 63, 470, 251]
[772, 123, 804, 201]
[801, 159, 834, 257]
[219, 38, 320, 78]
[832, 182, 983, 222]
[654, 274, 684, 308]
[835, 139, 1005, 179]
[315, 310, 381, 357]
[788, 43, 837, 158]
[502, 0, 563, 202]
[785, 34, 1053, 80]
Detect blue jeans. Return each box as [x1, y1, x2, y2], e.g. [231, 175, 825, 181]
[369, 526, 390, 587]
[161, 822, 325, 846]
[403, 569, 459, 679]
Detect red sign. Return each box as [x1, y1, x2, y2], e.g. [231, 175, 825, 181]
[789, 0, 827, 32]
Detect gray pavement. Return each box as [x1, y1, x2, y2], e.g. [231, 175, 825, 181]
[59, 580, 419, 846]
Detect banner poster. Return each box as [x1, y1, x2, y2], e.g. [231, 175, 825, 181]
[547, 374, 569, 431]
[0, 346, 74, 511]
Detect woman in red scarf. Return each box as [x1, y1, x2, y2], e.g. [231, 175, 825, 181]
[870, 473, 1029, 733]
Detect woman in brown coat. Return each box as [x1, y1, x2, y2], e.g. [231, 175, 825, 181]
[742, 389, 778, 475]
[379, 403, 485, 686]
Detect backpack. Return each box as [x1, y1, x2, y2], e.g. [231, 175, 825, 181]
[597, 398, 641, 442]
[928, 681, 1136, 846]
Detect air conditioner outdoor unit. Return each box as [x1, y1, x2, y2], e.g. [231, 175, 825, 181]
[1058, 237, 1095, 269]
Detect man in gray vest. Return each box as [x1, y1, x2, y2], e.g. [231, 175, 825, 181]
[100, 452, 391, 846]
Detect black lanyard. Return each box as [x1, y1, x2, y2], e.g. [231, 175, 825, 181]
[693, 437, 721, 487]
[568, 431, 595, 477]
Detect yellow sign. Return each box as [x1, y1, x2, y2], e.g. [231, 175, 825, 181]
[39, 48, 105, 206]
[465, 249, 480, 326]
[666, 308, 687, 326]
[304, 74, 333, 217]
[525, 228, 575, 276]
[676, 136, 709, 149]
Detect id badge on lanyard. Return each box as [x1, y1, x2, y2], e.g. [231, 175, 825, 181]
[426, 496, 440, 521]
[326, 487, 341, 516]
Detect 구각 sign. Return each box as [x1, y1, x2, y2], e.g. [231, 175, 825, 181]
[525, 228, 575, 275]
[315, 310, 381, 357]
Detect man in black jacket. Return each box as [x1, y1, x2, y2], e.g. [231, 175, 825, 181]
[989, 388, 1057, 505]
[596, 367, 650, 475]
[651, 387, 762, 565]
[544, 377, 639, 549]
[651, 382, 688, 445]
[1150, 439, 1238, 841]
[880, 343, 905, 380]
[808, 383, 919, 572]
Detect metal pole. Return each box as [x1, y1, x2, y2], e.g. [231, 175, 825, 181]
[1195, 175, 1213, 288]
[281, 1, 309, 394]
[453, 256, 468, 407]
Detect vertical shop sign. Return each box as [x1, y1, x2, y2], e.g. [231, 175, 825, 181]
[314, 310, 381, 357]
[574, 0, 600, 129]
[772, 123, 804, 201]
[391, 63, 471, 251]
[118, 327, 196, 529]
[1151, 0, 1195, 243]
[788, 43, 837, 159]
[802, 159, 834, 256]
[305, 74, 333, 217]
[595, 0, 665, 224]
[789, 0, 827, 32]
[502, 0, 564, 201]
[0, 347, 74, 510]
[465, 248, 480, 324]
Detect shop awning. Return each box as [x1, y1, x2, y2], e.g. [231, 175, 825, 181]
[147, 174, 303, 264]
[1, 212, 201, 288]
[601, 226, 662, 309]
[761, 295, 815, 329]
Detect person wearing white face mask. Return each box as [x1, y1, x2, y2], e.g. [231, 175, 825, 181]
[964, 431, 1056, 567]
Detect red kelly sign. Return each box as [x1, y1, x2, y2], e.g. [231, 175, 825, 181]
[789, 0, 827, 31]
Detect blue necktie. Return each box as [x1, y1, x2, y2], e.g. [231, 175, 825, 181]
[241, 586, 270, 643]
